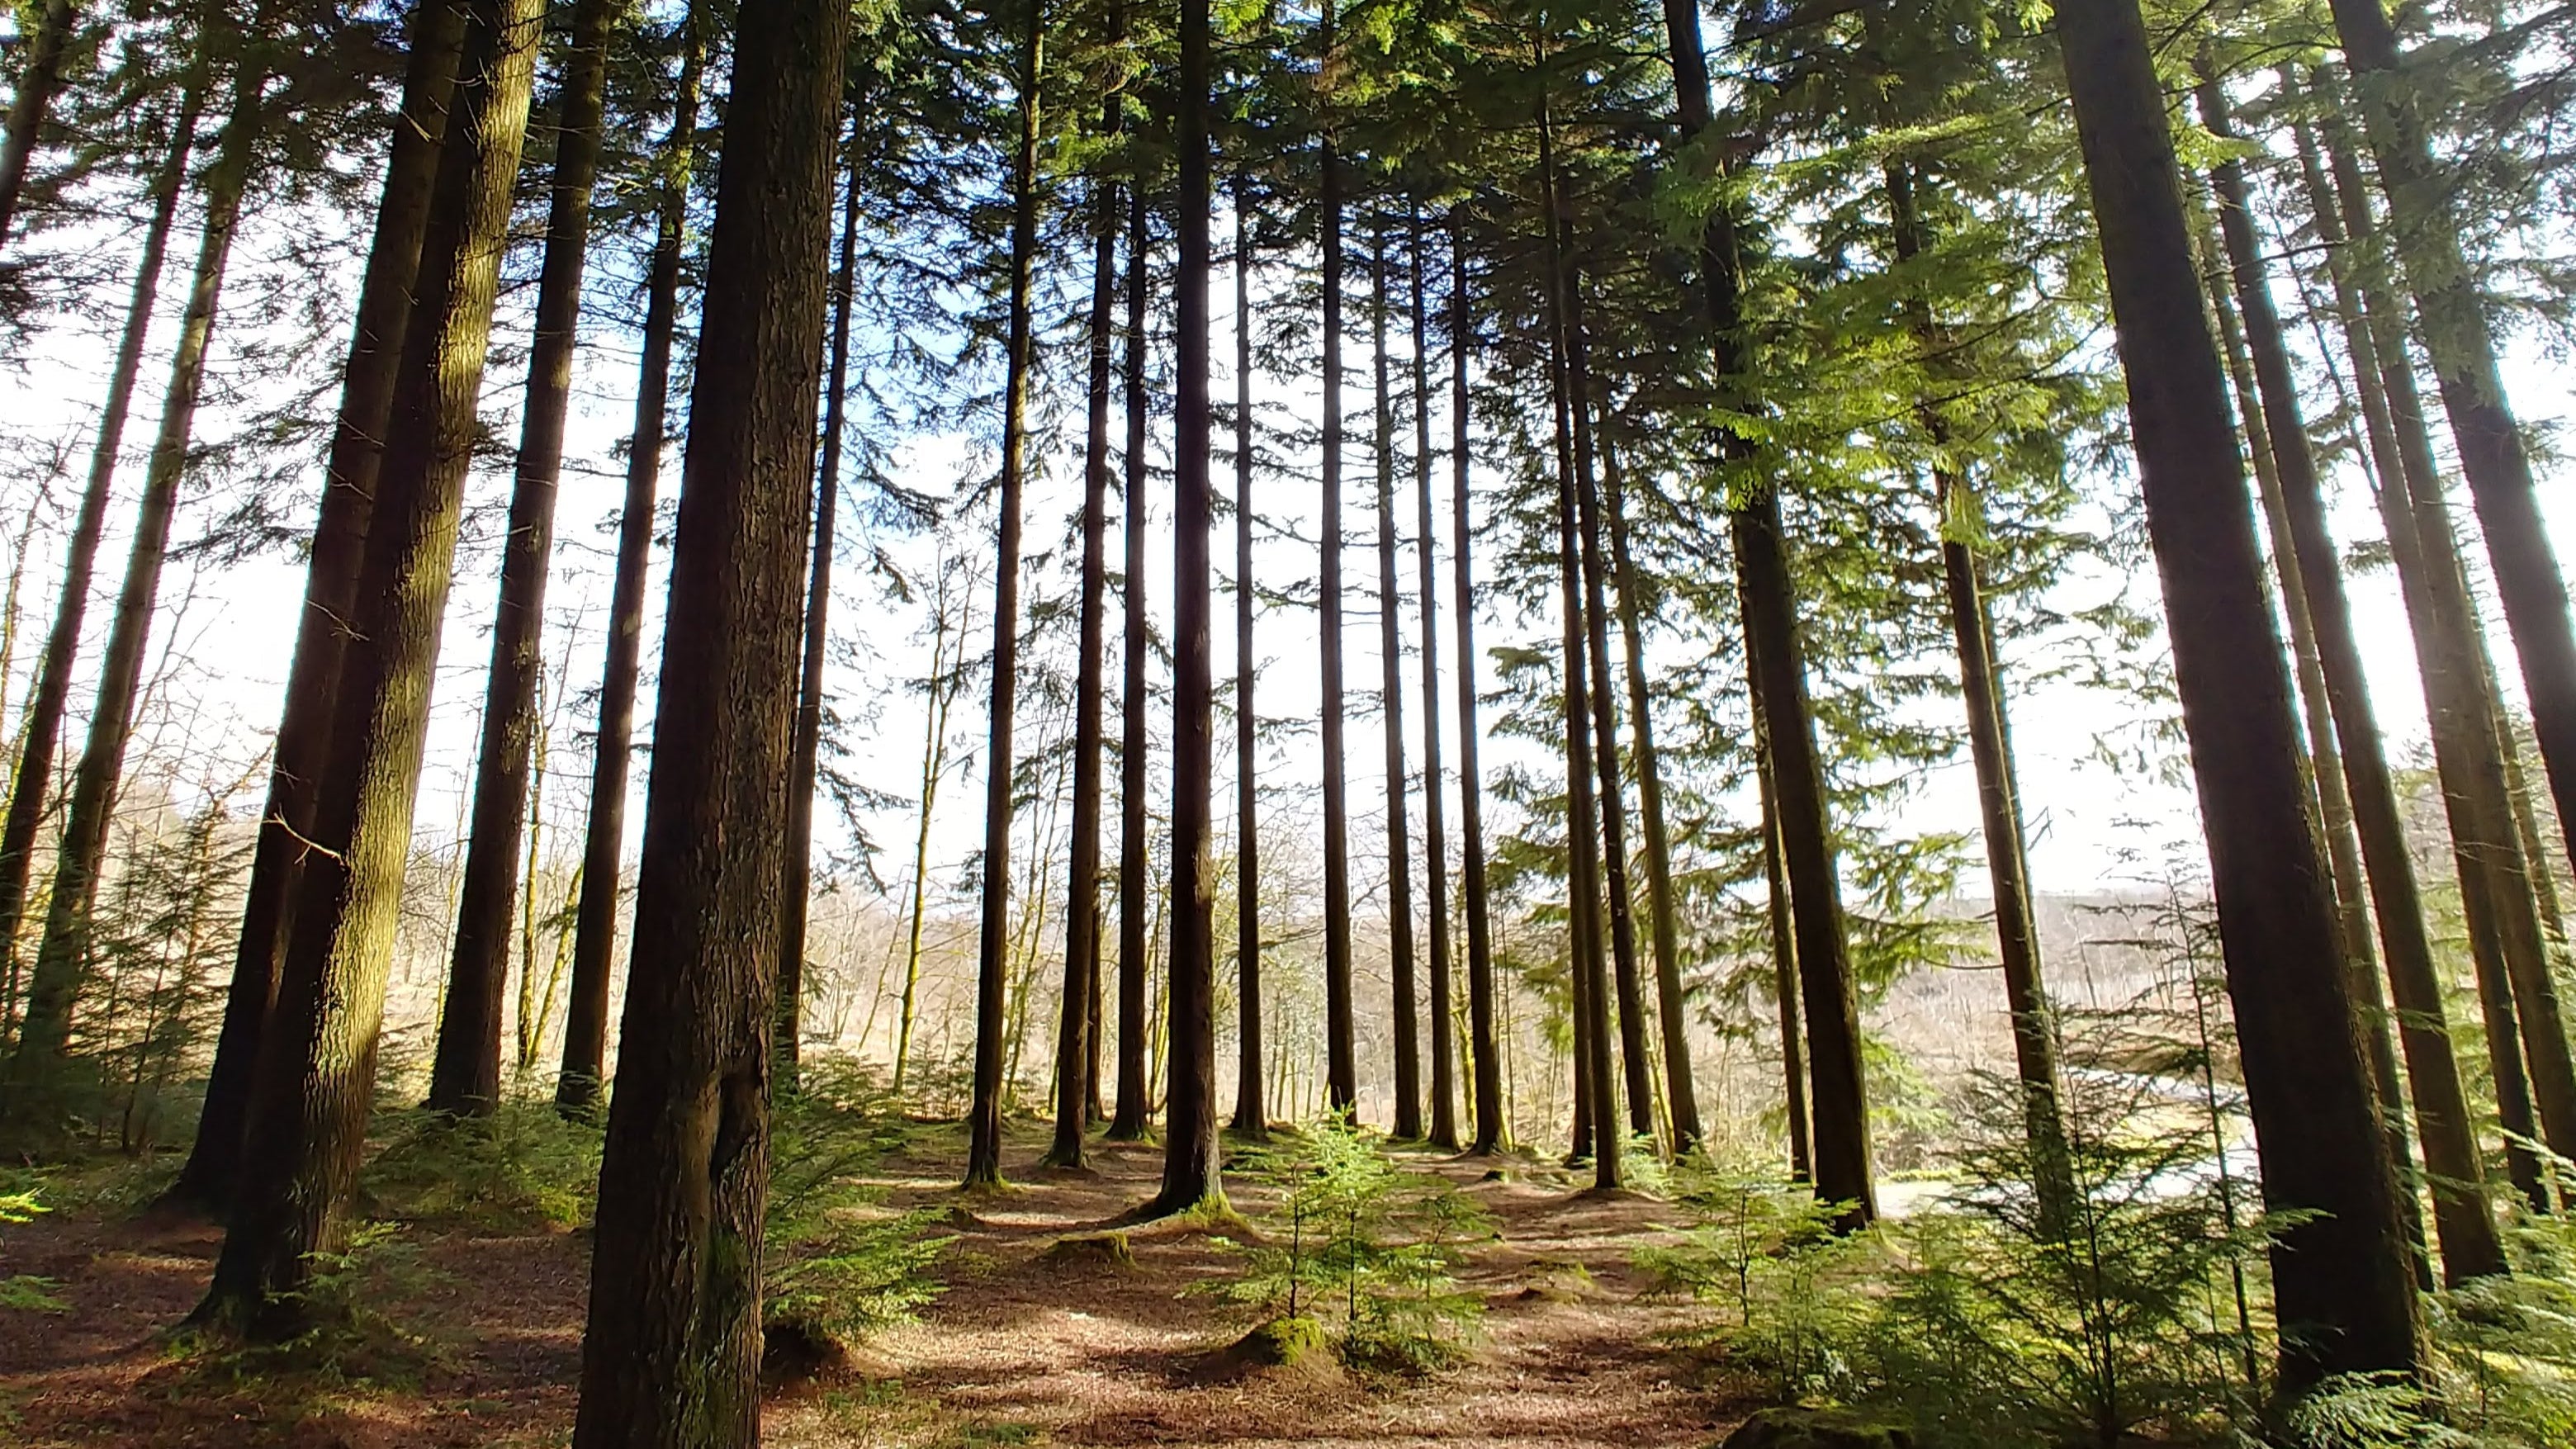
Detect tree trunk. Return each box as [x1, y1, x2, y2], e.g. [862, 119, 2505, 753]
[1562, 281, 1655, 1147]
[1052, 164, 1118, 1167]
[0, 64, 203, 1046]
[1317, 0, 1356, 1116]
[1596, 434, 1700, 1153]
[964, 0, 1044, 1189]
[567, 0, 843, 1425]
[893, 566, 959, 1094]
[1408, 200, 1456, 1151]
[1230, 170, 1265, 1139]
[2326, 3, 2576, 882]
[1371, 220, 1422, 1141]
[177, 0, 467, 1192]
[2056, 0, 2422, 1387]
[425, 0, 617, 1116]
[1449, 206, 1502, 1153]
[1153, 0, 1218, 1210]
[0, 0, 75, 251]
[197, 0, 544, 1335]
[556, 8, 700, 1117]
[2198, 67, 2500, 1282]
[1757, 743, 1811, 1182]
[1110, 168, 1153, 1143]
[776, 105, 864, 1089]
[8, 19, 270, 1087]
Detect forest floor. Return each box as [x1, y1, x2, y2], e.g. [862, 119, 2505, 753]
[0, 1121, 1759, 1447]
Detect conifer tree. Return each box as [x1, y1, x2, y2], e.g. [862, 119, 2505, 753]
[1372, 218, 1422, 1140]
[1230, 168, 1265, 1139]
[1317, 0, 1357, 1116]
[1110, 172, 1153, 1142]
[0, 0, 75, 249]
[1449, 207, 1502, 1154]
[1409, 201, 1456, 1150]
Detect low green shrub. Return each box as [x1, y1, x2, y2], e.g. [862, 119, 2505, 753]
[360, 1101, 603, 1230]
[764, 1056, 949, 1346]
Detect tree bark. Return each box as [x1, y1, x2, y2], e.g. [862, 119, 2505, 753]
[1153, 0, 1218, 1210]
[1449, 207, 1501, 1153]
[9, 15, 270, 1087]
[1371, 220, 1421, 1140]
[197, 0, 544, 1334]
[177, 0, 466, 1193]
[964, 0, 1044, 1189]
[776, 104, 864, 1089]
[0, 64, 203, 1049]
[1408, 200, 1456, 1150]
[2326, 3, 2576, 882]
[1757, 741, 1811, 1182]
[426, 0, 617, 1115]
[568, 0, 843, 1424]
[2199, 67, 2499, 1282]
[556, 7, 701, 1117]
[1230, 170, 1265, 1139]
[1317, 0, 1355, 1116]
[1110, 168, 1153, 1142]
[0, 0, 75, 251]
[2056, 0, 2422, 1387]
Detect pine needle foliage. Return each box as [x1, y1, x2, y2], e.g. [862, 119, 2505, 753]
[1214, 1112, 1492, 1376]
[762, 1055, 951, 1345]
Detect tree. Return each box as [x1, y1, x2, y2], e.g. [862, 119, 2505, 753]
[173, 0, 469, 1199]
[9, 1, 275, 1089]
[557, 3, 703, 1118]
[0, 0, 76, 249]
[964, 0, 1045, 1190]
[2054, 0, 2421, 1389]
[1110, 160, 1153, 1143]
[427, 0, 621, 1116]
[1409, 201, 1456, 1150]
[1449, 205, 1502, 1153]
[568, 0, 846, 1427]
[778, 103, 866, 1090]
[197, 0, 546, 1333]
[1229, 168, 1265, 1139]
[1372, 218, 1422, 1140]
[1153, 0, 1218, 1213]
[1315, 0, 1357, 1117]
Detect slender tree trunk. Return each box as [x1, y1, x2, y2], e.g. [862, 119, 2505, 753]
[0, 0, 74, 251]
[1596, 435, 1699, 1152]
[556, 9, 700, 1116]
[1408, 201, 1456, 1150]
[1757, 744, 1811, 1181]
[568, 0, 843, 1423]
[8, 20, 271, 1087]
[0, 66, 203, 1036]
[1562, 282, 1655, 1147]
[1051, 165, 1120, 1168]
[1230, 171, 1265, 1139]
[777, 105, 864, 1089]
[178, 0, 468, 1193]
[1449, 206, 1502, 1153]
[1110, 171, 1153, 1143]
[1371, 220, 1421, 1140]
[2198, 68, 2500, 1281]
[2325, 7, 2576, 879]
[1317, 0, 1355, 1116]
[894, 573, 958, 1094]
[426, 0, 616, 1115]
[2056, 0, 2422, 1387]
[1153, 0, 1218, 1210]
[197, 0, 544, 1334]
[964, 0, 1043, 1189]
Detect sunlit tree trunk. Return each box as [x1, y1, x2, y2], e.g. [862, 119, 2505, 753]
[10, 16, 273, 1087]
[2057, 0, 2422, 1387]
[568, 0, 843, 1425]
[1408, 200, 1456, 1150]
[0, 63, 205, 1049]
[964, 0, 1044, 1190]
[556, 10, 700, 1117]
[1371, 220, 1422, 1140]
[197, 0, 544, 1334]
[178, 1, 468, 1191]
[427, 0, 617, 1115]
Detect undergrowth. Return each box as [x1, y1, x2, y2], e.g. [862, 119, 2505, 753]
[360, 1101, 604, 1230]
[765, 1056, 950, 1346]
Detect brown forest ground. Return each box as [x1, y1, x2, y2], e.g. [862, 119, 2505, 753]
[0, 1123, 1758, 1447]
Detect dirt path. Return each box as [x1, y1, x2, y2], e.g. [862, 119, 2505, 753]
[0, 1125, 1754, 1447]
